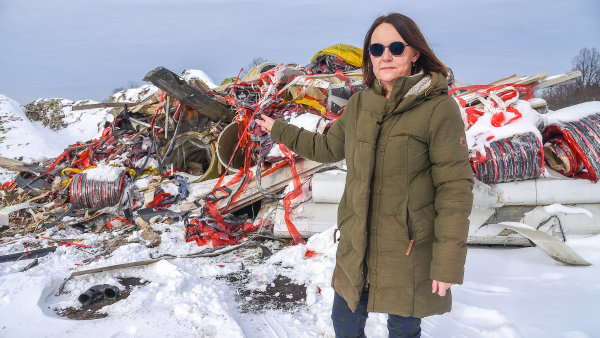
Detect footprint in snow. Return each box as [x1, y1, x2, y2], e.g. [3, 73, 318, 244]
[450, 302, 519, 337]
[461, 281, 511, 295]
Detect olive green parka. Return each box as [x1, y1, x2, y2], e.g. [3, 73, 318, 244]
[271, 72, 474, 317]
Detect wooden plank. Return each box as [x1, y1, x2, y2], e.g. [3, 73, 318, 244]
[71, 102, 136, 111]
[223, 159, 331, 212]
[455, 72, 547, 107]
[455, 74, 518, 97]
[56, 241, 259, 295]
[514, 72, 548, 85]
[143, 67, 233, 122]
[532, 71, 582, 91]
[180, 159, 337, 213]
[0, 156, 43, 174]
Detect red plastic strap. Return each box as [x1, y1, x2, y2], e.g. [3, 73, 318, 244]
[491, 111, 505, 128]
[278, 144, 306, 245]
[224, 143, 255, 212]
[204, 200, 226, 230]
[450, 83, 536, 100]
[261, 160, 289, 177]
[455, 96, 467, 108]
[44, 150, 71, 174]
[71, 147, 95, 168]
[41, 236, 91, 248]
[1, 181, 16, 190]
[172, 103, 184, 121]
[334, 70, 349, 82]
[234, 68, 244, 86]
[105, 217, 132, 229]
[449, 85, 492, 95]
[147, 192, 173, 209]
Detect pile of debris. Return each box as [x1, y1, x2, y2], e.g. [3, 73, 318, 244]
[0, 44, 363, 250]
[1, 42, 600, 272]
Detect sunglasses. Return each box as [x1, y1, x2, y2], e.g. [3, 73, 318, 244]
[368, 41, 410, 57]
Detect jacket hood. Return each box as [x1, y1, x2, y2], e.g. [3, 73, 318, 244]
[368, 72, 449, 118]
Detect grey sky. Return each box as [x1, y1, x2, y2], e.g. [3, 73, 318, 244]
[1, 0, 598, 104]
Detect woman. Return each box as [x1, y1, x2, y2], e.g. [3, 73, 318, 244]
[257, 13, 474, 337]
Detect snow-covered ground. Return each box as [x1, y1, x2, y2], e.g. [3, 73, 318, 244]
[1, 223, 599, 337]
[1, 92, 599, 337]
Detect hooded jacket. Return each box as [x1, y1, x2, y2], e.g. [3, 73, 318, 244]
[270, 71, 474, 317]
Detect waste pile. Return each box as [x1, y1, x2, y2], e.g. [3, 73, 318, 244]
[1, 41, 598, 267]
[0, 44, 364, 251]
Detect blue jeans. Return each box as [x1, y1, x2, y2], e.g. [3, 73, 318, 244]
[331, 288, 421, 338]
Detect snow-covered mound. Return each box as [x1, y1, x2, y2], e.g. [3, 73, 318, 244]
[180, 69, 218, 89]
[0, 94, 114, 181]
[109, 84, 157, 104]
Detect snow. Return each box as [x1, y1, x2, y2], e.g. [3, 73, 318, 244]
[267, 111, 327, 159]
[540, 101, 600, 126]
[84, 164, 126, 182]
[465, 99, 542, 157]
[527, 97, 547, 108]
[543, 203, 594, 219]
[289, 112, 325, 133]
[498, 221, 536, 230]
[160, 182, 181, 196]
[110, 85, 157, 103]
[180, 69, 218, 89]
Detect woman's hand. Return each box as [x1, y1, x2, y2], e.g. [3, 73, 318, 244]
[256, 115, 275, 135]
[432, 280, 454, 297]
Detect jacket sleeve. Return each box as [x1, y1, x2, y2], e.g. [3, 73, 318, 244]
[426, 97, 474, 284]
[270, 107, 347, 163]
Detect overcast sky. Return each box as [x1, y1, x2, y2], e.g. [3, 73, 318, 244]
[1, 0, 598, 104]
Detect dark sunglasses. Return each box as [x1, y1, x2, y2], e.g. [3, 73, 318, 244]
[368, 41, 409, 57]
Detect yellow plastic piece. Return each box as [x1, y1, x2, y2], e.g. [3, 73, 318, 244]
[310, 43, 363, 67]
[295, 98, 326, 115]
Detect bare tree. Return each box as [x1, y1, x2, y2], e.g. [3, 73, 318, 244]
[240, 57, 268, 77]
[572, 47, 600, 88]
[543, 47, 600, 109]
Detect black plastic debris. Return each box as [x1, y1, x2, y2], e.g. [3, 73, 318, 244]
[78, 284, 120, 306]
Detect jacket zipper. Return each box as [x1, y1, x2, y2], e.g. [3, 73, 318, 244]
[405, 204, 415, 256]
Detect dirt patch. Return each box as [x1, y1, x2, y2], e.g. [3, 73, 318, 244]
[218, 271, 306, 313]
[24, 98, 69, 130]
[56, 277, 149, 320]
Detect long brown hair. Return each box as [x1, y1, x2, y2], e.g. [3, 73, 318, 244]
[362, 13, 448, 88]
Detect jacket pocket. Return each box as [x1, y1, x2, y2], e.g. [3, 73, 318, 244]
[393, 202, 415, 256]
[405, 203, 415, 256]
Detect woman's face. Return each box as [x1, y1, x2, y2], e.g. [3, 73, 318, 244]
[369, 23, 420, 90]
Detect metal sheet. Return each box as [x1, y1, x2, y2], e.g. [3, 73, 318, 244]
[500, 223, 592, 266]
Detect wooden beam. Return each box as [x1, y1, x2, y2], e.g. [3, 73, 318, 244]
[532, 71, 582, 91]
[180, 159, 339, 213]
[0, 156, 43, 174]
[143, 67, 233, 122]
[71, 102, 136, 111]
[223, 159, 330, 212]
